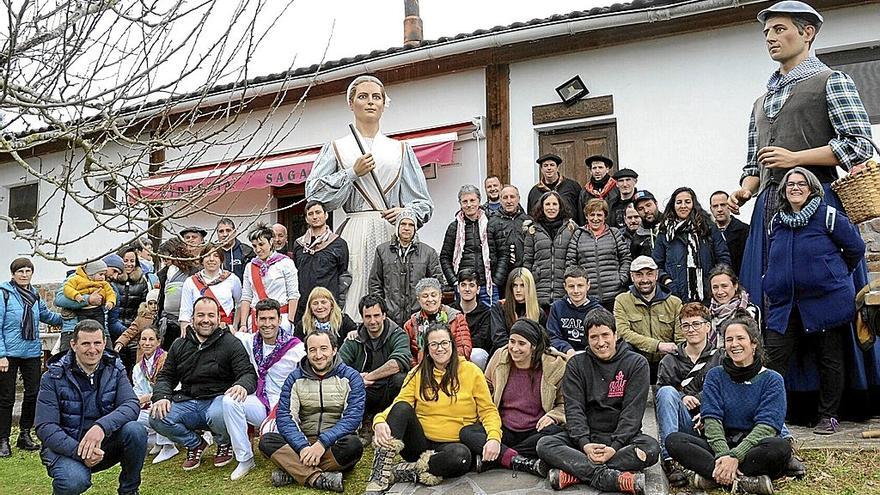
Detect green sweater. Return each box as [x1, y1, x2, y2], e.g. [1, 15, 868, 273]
[338, 321, 412, 376]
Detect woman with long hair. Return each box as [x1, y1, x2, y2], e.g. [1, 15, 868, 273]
[156, 238, 199, 350]
[460, 318, 567, 477]
[239, 224, 300, 333]
[179, 244, 242, 329]
[110, 246, 152, 373]
[654, 187, 730, 303]
[708, 265, 760, 347]
[132, 326, 178, 464]
[293, 287, 356, 341]
[366, 323, 501, 493]
[489, 268, 546, 353]
[522, 191, 578, 309]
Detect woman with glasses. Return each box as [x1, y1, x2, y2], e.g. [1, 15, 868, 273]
[655, 303, 722, 486]
[763, 167, 866, 434]
[365, 323, 501, 493]
[708, 265, 760, 347]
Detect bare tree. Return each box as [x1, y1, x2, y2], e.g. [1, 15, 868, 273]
[0, 0, 325, 265]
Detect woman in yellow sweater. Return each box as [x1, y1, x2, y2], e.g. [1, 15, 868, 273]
[365, 323, 502, 494]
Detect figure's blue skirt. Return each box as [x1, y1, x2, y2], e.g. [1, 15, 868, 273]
[740, 185, 880, 392]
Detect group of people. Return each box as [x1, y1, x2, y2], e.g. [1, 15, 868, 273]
[0, 2, 878, 494]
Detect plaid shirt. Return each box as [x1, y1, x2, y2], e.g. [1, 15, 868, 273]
[742, 57, 874, 183]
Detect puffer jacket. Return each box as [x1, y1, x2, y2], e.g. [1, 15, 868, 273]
[275, 354, 365, 453]
[35, 351, 139, 465]
[566, 226, 631, 304]
[522, 218, 578, 306]
[0, 281, 62, 359]
[439, 215, 494, 287]
[403, 305, 472, 365]
[110, 267, 150, 335]
[489, 207, 531, 290]
[485, 346, 568, 425]
[368, 239, 443, 326]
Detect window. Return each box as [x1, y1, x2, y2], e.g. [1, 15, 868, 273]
[819, 46, 880, 124]
[101, 179, 118, 210]
[8, 183, 38, 231]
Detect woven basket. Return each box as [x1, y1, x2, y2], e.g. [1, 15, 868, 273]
[832, 138, 880, 224]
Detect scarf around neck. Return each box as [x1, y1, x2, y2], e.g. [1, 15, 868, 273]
[722, 354, 764, 383]
[416, 309, 449, 350]
[139, 347, 166, 384]
[586, 176, 617, 199]
[253, 328, 301, 410]
[778, 196, 821, 229]
[666, 219, 704, 300]
[296, 226, 337, 255]
[251, 252, 287, 277]
[709, 292, 752, 345]
[452, 210, 492, 293]
[12, 282, 38, 340]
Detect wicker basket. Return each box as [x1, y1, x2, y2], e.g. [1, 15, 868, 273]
[832, 138, 880, 224]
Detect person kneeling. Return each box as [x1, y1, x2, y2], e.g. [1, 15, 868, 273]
[460, 319, 567, 477]
[36, 320, 147, 495]
[258, 330, 365, 492]
[666, 314, 791, 495]
[366, 323, 502, 494]
[536, 308, 658, 493]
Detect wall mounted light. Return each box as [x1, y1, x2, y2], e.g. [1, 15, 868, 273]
[555, 75, 589, 106]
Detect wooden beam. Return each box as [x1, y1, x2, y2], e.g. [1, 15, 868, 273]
[533, 95, 614, 125]
[485, 64, 510, 183]
[147, 147, 165, 262]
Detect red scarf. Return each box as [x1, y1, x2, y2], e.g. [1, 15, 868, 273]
[585, 176, 618, 199]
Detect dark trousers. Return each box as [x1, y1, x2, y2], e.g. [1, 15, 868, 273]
[536, 431, 660, 491]
[259, 432, 363, 485]
[765, 309, 845, 419]
[459, 423, 563, 459]
[43, 421, 147, 495]
[365, 373, 405, 417]
[0, 356, 41, 438]
[119, 345, 137, 379]
[385, 402, 472, 478]
[666, 432, 791, 481]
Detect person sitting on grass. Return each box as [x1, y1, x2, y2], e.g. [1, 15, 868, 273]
[258, 329, 365, 492]
[365, 323, 502, 494]
[536, 308, 659, 494]
[131, 326, 179, 465]
[35, 319, 146, 495]
[666, 314, 792, 495]
[460, 318, 567, 478]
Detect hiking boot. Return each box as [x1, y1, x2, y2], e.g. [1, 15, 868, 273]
[548, 468, 580, 490]
[663, 459, 688, 487]
[271, 468, 295, 487]
[733, 474, 773, 495]
[311, 471, 344, 493]
[359, 416, 374, 447]
[390, 451, 440, 485]
[690, 472, 719, 490]
[182, 439, 208, 470]
[213, 443, 233, 467]
[364, 439, 404, 494]
[784, 455, 806, 479]
[813, 417, 839, 435]
[510, 455, 549, 478]
[16, 429, 40, 451]
[0, 438, 11, 457]
[616, 472, 646, 495]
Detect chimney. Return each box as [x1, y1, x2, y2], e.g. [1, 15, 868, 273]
[403, 0, 423, 47]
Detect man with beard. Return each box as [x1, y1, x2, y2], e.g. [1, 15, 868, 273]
[579, 155, 620, 212]
[527, 154, 583, 225]
[622, 204, 651, 259]
[482, 175, 503, 217]
[216, 218, 255, 282]
[613, 256, 683, 382]
[489, 185, 530, 296]
[149, 297, 257, 473]
[708, 192, 750, 275]
[608, 169, 639, 228]
[292, 200, 350, 324]
[632, 190, 663, 253]
[259, 330, 365, 492]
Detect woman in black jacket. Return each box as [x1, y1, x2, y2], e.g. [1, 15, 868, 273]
[489, 268, 546, 353]
[112, 246, 151, 374]
[522, 191, 578, 310]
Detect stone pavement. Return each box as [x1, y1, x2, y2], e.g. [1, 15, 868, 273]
[387, 394, 670, 495]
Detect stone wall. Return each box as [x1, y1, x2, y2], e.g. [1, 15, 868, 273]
[862, 220, 880, 278]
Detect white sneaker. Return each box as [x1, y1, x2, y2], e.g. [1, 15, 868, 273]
[230, 457, 256, 481]
[149, 443, 162, 455]
[152, 444, 180, 464]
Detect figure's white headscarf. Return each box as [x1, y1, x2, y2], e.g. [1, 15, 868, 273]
[346, 75, 391, 108]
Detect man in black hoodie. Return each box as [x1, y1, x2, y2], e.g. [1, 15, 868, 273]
[537, 308, 659, 494]
[149, 297, 257, 472]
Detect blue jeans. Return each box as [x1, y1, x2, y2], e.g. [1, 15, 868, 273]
[149, 396, 227, 450]
[655, 386, 696, 461]
[45, 421, 147, 495]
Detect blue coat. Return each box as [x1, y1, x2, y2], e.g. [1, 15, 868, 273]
[763, 204, 864, 334]
[54, 274, 116, 336]
[35, 351, 140, 465]
[652, 224, 730, 303]
[0, 281, 62, 359]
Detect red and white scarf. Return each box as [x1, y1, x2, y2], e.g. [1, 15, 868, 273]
[452, 210, 492, 293]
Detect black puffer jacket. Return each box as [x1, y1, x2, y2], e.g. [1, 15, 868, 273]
[489, 207, 531, 290]
[440, 215, 494, 287]
[566, 226, 631, 305]
[111, 267, 150, 327]
[522, 218, 578, 306]
[369, 239, 443, 326]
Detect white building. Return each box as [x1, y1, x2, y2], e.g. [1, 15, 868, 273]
[2, 0, 878, 284]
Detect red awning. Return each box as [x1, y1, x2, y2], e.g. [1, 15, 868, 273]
[130, 123, 469, 201]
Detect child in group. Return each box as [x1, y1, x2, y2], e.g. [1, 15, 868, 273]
[63, 259, 117, 310]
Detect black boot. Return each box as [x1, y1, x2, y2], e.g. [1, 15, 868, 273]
[510, 455, 548, 478]
[16, 430, 40, 451]
[0, 437, 10, 457]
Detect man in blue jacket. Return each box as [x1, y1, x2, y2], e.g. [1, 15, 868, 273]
[259, 329, 365, 492]
[35, 319, 146, 495]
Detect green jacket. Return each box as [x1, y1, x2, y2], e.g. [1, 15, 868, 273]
[339, 319, 412, 376]
[613, 285, 684, 363]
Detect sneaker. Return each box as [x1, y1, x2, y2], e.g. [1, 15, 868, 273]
[690, 472, 719, 490]
[153, 444, 180, 464]
[148, 443, 162, 456]
[617, 472, 645, 495]
[548, 468, 580, 490]
[813, 417, 839, 435]
[733, 474, 773, 495]
[230, 457, 255, 480]
[311, 471, 344, 492]
[271, 468, 295, 487]
[214, 444, 234, 467]
[182, 439, 208, 470]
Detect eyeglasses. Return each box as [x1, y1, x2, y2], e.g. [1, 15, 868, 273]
[681, 321, 708, 331]
[785, 181, 809, 190]
[427, 340, 451, 350]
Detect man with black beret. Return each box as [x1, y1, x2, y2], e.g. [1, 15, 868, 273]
[608, 168, 639, 228]
[527, 153, 584, 225]
[578, 155, 620, 226]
